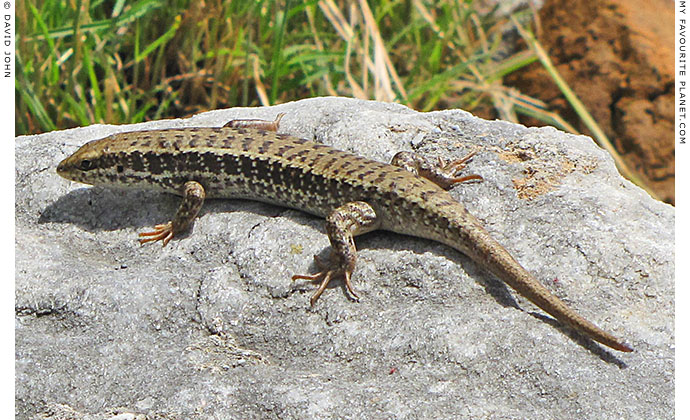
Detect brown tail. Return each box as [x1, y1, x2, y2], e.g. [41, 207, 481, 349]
[461, 226, 633, 352]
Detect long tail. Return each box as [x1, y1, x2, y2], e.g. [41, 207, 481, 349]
[454, 223, 633, 352]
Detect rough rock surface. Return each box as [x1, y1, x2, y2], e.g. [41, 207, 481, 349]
[16, 97, 673, 419]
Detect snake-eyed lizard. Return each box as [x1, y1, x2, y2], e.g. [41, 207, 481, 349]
[56, 115, 633, 352]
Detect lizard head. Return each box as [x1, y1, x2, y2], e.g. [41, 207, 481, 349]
[57, 132, 159, 188]
[57, 129, 194, 192]
[57, 137, 114, 186]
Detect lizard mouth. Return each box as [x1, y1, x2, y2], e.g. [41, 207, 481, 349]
[56, 154, 87, 182]
[56, 157, 70, 179]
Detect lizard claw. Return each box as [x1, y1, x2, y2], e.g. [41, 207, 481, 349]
[139, 222, 175, 246]
[437, 151, 483, 186]
[292, 255, 359, 306]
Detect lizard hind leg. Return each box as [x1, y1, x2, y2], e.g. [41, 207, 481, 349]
[391, 150, 483, 190]
[292, 201, 379, 306]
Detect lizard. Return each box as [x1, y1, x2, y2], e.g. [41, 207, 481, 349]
[55, 115, 633, 353]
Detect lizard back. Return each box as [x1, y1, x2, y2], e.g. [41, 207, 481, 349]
[57, 127, 472, 241]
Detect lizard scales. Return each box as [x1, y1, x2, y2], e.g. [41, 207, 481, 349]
[57, 125, 632, 353]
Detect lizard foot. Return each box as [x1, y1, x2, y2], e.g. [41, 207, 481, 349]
[435, 151, 484, 187]
[391, 150, 483, 189]
[139, 222, 175, 246]
[292, 255, 359, 306]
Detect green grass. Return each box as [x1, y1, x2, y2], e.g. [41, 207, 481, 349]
[16, 0, 655, 197]
[16, 0, 550, 135]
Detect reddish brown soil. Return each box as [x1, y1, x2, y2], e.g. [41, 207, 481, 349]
[505, 0, 674, 204]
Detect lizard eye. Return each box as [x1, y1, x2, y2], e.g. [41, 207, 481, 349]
[79, 159, 94, 171]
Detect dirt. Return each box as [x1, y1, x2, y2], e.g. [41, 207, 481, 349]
[504, 0, 674, 204]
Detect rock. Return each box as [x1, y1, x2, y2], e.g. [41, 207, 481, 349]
[16, 97, 673, 419]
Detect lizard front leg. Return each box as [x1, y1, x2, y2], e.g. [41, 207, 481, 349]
[293, 201, 380, 306]
[139, 180, 206, 246]
[391, 150, 482, 189]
